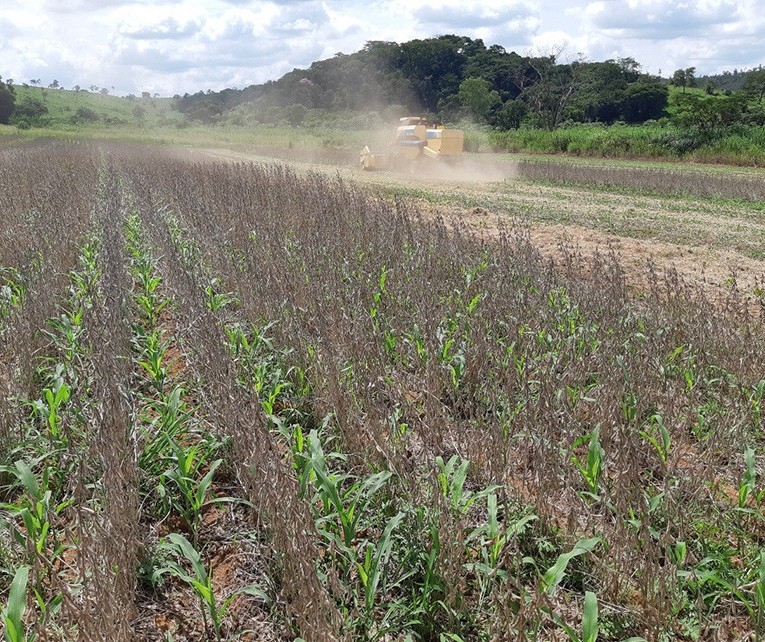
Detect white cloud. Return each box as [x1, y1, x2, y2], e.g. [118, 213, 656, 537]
[0, 0, 763, 96]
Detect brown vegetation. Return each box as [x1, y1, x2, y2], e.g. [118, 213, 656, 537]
[2, 141, 765, 642]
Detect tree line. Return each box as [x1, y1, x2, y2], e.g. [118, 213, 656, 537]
[3, 36, 765, 134]
[175, 36, 673, 129]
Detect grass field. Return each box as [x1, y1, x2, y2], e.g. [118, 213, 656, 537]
[2, 137, 765, 642]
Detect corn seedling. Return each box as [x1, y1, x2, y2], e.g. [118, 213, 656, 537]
[756, 551, 765, 640]
[132, 326, 170, 394]
[550, 591, 647, 642]
[158, 438, 230, 545]
[307, 429, 392, 550]
[639, 414, 671, 464]
[152, 533, 269, 641]
[204, 279, 238, 312]
[356, 511, 406, 625]
[29, 377, 71, 447]
[739, 447, 762, 509]
[0, 267, 25, 324]
[0, 460, 72, 565]
[43, 309, 85, 367]
[747, 380, 765, 425]
[0, 459, 70, 627]
[571, 426, 604, 499]
[540, 536, 601, 596]
[464, 493, 521, 604]
[139, 386, 193, 474]
[436, 318, 467, 392]
[435, 455, 498, 515]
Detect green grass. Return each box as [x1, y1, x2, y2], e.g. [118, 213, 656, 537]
[10, 84, 183, 129]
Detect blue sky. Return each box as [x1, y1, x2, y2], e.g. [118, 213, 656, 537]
[1, 0, 762, 96]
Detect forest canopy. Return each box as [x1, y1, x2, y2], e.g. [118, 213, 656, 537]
[173, 36, 671, 130]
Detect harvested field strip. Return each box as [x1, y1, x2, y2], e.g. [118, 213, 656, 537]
[372, 179, 765, 264]
[516, 158, 765, 201]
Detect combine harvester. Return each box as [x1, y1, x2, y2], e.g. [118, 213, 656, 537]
[360, 117, 464, 171]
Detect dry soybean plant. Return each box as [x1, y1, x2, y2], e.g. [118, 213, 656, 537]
[3, 141, 765, 642]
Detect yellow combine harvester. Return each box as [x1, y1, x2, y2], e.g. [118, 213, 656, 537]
[360, 117, 464, 171]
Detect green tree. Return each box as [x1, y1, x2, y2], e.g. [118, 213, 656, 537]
[13, 97, 48, 121]
[494, 99, 527, 129]
[567, 60, 629, 123]
[457, 76, 501, 122]
[621, 80, 668, 123]
[73, 106, 100, 122]
[671, 92, 746, 133]
[0, 75, 16, 124]
[742, 69, 765, 103]
[671, 67, 696, 93]
[398, 36, 469, 111]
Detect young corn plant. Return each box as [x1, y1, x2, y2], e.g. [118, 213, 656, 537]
[152, 533, 269, 641]
[131, 326, 170, 394]
[139, 385, 193, 476]
[755, 551, 765, 640]
[158, 437, 232, 546]
[747, 380, 765, 426]
[0, 267, 25, 324]
[204, 278, 238, 312]
[571, 425, 605, 500]
[28, 371, 71, 450]
[306, 429, 392, 551]
[739, 447, 762, 509]
[639, 414, 671, 465]
[0, 459, 69, 624]
[538, 536, 602, 597]
[355, 511, 407, 636]
[435, 455, 498, 515]
[550, 591, 647, 642]
[464, 493, 517, 604]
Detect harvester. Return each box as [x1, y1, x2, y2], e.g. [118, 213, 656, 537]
[360, 117, 464, 171]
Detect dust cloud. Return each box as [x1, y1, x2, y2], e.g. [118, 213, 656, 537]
[413, 156, 518, 183]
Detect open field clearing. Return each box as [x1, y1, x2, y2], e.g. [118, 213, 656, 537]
[2, 140, 765, 642]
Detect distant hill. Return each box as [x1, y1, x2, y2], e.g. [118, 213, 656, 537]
[172, 35, 670, 129]
[8, 84, 182, 129]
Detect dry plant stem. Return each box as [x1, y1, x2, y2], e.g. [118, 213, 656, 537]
[74, 173, 141, 641]
[132, 196, 346, 641]
[4, 141, 765, 640]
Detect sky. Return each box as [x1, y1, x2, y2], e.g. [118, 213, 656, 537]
[1, 0, 763, 97]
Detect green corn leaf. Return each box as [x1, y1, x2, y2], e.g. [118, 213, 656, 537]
[4, 566, 30, 640]
[166, 533, 208, 584]
[14, 461, 40, 499]
[582, 591, 598, 642]
[238, 585, 271, 604]
[543, 537, 601, 596]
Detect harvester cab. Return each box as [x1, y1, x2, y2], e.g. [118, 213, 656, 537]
[360, 117, 464, 171]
